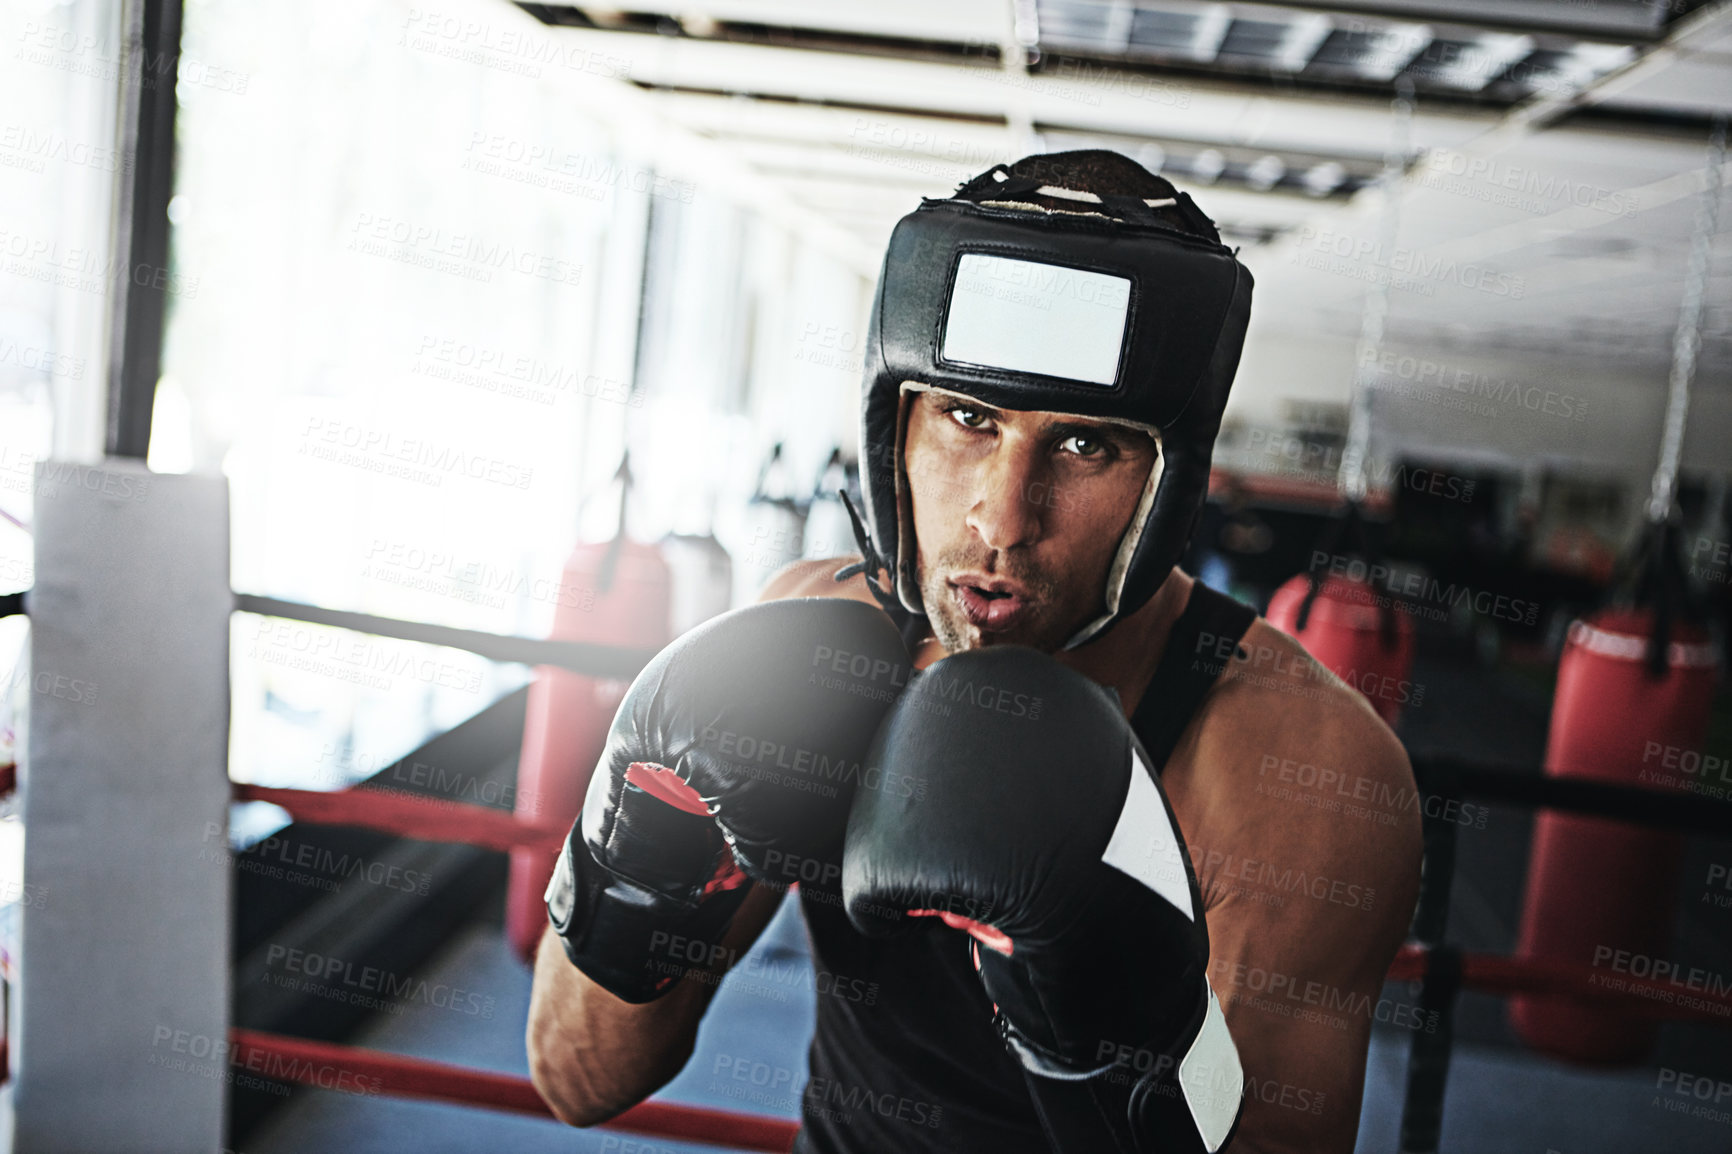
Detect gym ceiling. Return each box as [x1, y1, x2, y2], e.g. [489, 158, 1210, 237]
[510, 0, 1732, 401]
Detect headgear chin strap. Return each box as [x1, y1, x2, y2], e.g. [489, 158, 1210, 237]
[843, 153, 1255, 650]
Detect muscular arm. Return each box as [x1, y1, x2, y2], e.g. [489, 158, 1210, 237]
[527, 884, 784, 1125]
[1205, 864, 1407, 1152]
[525, 557, 868, 1126]
[1164, 628, 1422, 1153]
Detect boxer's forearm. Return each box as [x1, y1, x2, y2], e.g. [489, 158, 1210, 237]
[527, 885, 784, 1126]
[1220, 1025, 1368, 1154]
[526, 924, 705, 1126]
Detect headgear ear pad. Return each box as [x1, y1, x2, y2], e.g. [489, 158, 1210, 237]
[852, 155, 1254, 650]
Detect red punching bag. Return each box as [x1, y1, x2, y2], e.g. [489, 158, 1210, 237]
[1267, 572, 1416, 726]
[506, 535, 671, 962]
[1510, 608, 1718, 1064]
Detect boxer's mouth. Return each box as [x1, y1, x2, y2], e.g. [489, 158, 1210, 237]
[949, 576, 1032, 633]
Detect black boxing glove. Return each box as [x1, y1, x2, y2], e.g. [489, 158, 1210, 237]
[547, 597, 910, 1003]
[843, 646, 1242, 1153]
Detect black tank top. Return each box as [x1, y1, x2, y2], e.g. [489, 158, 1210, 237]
[794, 583, 1257, 1153]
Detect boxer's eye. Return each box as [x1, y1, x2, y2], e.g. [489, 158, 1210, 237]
[1060, 435, 1106, 459]
[945, 405, 990, 430]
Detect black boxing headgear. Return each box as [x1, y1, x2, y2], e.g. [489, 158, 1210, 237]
[843, 151, 1255, 650]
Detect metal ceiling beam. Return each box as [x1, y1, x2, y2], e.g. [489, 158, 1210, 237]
[490, 20, 882, 274]
[1257, 0, 1673, 40]
[1270, 4, 1732, 293]
[550, 24, 1498, 157]
[1503, 1, 1732, 132]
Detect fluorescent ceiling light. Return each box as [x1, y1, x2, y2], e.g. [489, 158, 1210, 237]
[1246, 153, 1285, 190]
[1436, 33, 1534, 91]
[1359, 22, 1432, 82]
[1274, 13, 1333, 74]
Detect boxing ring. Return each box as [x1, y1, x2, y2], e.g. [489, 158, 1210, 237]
[3, 461, 1730, 1153]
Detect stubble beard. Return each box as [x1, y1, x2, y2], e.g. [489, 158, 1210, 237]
[914, 546, 1076, 655]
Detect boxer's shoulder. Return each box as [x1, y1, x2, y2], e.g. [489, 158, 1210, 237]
[1167, 618, 1421, 908]
[757, 555, 881, 606]
[1202, 618, 1406, 774]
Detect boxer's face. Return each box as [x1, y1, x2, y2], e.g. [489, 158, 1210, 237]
[902, 388, 1156, 653]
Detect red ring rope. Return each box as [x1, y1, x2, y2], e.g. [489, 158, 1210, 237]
[1389, 945, 1732, 1027]
[219, 945, 1729, 1153]
[0, 775, 1714, 1143]
[233, 784, 565, 853]
[227, 1029, 797, 1152]
[238, 784, 1732, 1030]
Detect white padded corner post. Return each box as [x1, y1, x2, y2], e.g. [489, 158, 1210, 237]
[17, 460, 231, 1154]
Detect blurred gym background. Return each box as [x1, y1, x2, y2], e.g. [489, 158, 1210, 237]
[2, 0, 1730, 1151]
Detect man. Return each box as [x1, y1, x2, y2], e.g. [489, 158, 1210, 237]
[528, 151, 1421, 1153]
